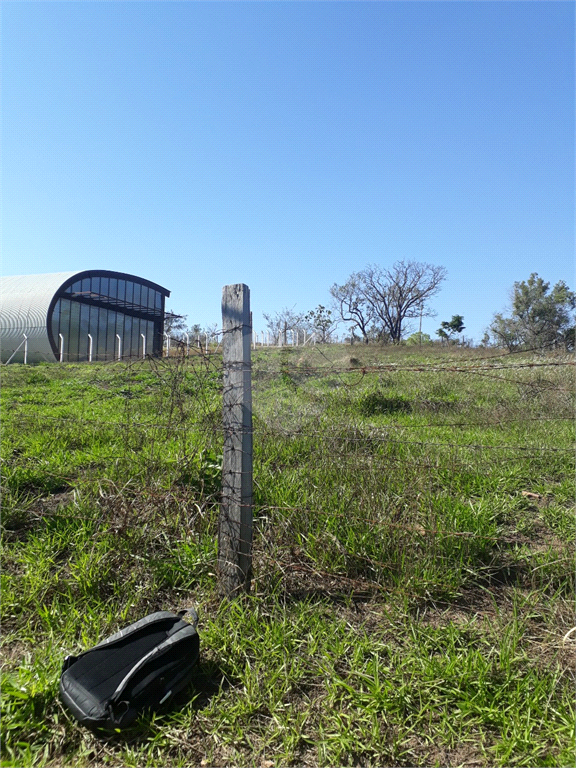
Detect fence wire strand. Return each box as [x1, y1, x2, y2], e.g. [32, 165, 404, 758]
[2, 344, 574, 598]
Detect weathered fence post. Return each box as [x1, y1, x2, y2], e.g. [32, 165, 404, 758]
[219, 284, 253, 596]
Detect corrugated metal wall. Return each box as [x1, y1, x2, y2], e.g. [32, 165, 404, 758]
[0, 273, 78, 363]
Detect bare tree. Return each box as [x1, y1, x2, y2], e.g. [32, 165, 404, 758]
[263, 307, 304, 345]
[360, 261, 447, 344]
[330, 274, 374, 343]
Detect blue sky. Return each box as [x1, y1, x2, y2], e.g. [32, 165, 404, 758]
[2, 1, 574, 342]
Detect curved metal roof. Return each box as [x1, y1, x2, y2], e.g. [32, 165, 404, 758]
[1, 272, 79, 362]
[0, 270, 170, 363]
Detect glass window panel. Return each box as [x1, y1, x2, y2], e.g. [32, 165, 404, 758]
[132, 283, 141, 308]
[108, 279, 117, 299]
[132, 317, 141, 358]
[100, 277, 109, 298]
[50, 300, 61, 342]
[91, 277, 101, 297]
[123, 315, 133, 357]
[134, 318, 141, 358]
[58, 299, 71, 359]
[69, 301, 81, 362]
[134, 318, 142, 357]
[96, 307, 107, 360]
[58, 299, 70, 334]
[117, 280, 126, 302]
[115, 312, 125, 359]
[107, 309, 117, 357]
[140, 286, 148, 309]
[155, 291, 162, 309]
[146, 320, 154, 355]
[79, 303, 90, 361]
[81, 277, 90, 294]
[89, 304, 100, 356]
[125, 281, 134, 306]
[153, 319, 163, 356]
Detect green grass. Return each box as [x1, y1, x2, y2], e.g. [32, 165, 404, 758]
[1, 346, 575, 766]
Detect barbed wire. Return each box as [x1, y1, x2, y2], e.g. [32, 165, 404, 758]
[4, 411, 572, 431]
[4, 413, 573, 457]
[3, 346, 573, 595]
[253, 361, 575, 394]
[255, 360, 574, 374]
[252, 503, 560, 545]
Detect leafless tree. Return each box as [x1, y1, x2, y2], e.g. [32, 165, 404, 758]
[359, 261, 447, 343]
[263, 306, 304, 345]
[330, 274, 374, 343]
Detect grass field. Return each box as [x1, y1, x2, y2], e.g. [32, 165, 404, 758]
[1, 344, 575, 767]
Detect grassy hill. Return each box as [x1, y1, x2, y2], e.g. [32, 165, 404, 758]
[2, 345, 574, 767]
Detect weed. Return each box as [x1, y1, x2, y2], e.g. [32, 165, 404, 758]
[1, 348, 574, 767]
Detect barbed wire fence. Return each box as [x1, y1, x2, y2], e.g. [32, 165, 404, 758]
[2, 285, 575, 603]
[218, 286, 575, 598]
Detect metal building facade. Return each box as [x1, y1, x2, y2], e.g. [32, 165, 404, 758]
[1, 270, 170, 363]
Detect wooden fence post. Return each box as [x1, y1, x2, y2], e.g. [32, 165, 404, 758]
[219, 284, 253, 596]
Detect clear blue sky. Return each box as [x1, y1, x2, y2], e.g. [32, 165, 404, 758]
[2, 1, 574, 343]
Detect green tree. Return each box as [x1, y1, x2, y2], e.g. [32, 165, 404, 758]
[164, 311, 187, 340]
[304, 305, 337, 343]
[437, 315, 465, 343]
[488, 274, 575, 351]
[406, 332, 432, 345]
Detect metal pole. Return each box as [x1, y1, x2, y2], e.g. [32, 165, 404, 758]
[184, 333, 189, 356]
[419, 303, 423, 344]
[59, 333, 64, 363]
[141, 333, 146, 358]
[116, 334, 122, 361]
[23, 334, 28, 365]
[4, 337, 27, 365]
[88, 334, 93, 363]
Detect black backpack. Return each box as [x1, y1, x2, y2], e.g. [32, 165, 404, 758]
[59, 608, 200, 730]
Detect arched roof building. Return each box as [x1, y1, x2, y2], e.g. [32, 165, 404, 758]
[0, 270, 170, 363]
